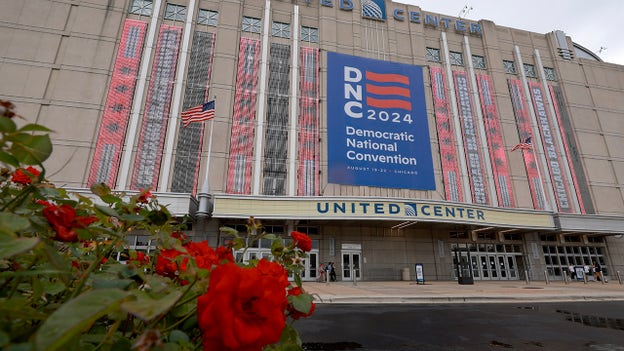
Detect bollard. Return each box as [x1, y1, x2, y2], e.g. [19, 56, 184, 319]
[352, 267, 357, 286]
[617, 271, 622, 285]
[564, 273, 569, 285]
[544, 271, 549, 284]
[600, 272, 605, 284]
[525, 270, 530, 285]
[583, 271, 588, 284]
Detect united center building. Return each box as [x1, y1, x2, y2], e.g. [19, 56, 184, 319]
[2, 0, 624, 282]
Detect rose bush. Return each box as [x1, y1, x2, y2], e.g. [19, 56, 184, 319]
[0, 100, 315, 351]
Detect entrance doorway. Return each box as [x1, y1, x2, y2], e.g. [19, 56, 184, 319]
[451, 243, 523, 281]
[341, 250, 362, 281]
[235, 248, 320, 281]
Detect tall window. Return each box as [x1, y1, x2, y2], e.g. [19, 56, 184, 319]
[197, 9, 218, 26]
[472, 55, 486, 69]
[242, 16, 261, 33]
[503, 60, 516, 74]
[164, 3, 186, 21]
[129, 0, 152, 15]
[272, 21, 291, 38]
[425, 47, 441, 63]
[449, 51, 464, 66]
[301, 26, 318, 43]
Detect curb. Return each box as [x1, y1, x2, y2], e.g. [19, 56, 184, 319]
[312, 295, 624, 304]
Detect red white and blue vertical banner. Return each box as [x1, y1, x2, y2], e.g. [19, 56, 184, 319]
[297, 47, 320, 196]
[131, 25, 182, 190]
[88, 19, 146, 187]
[226, 37, 260, 194]
[327, 52, 435, 190]
[429, 67, 463, 202]
[476, 74, 515, 207]
[528, 82, 573, 213]
[508, 79, 544, 210]
[453, 71, 488, 205]
[548, 85, 585, 213]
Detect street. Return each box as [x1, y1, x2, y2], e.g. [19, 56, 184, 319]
[297, 302, 624, 351]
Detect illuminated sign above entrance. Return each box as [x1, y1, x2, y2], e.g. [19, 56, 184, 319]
[319, 0, 482, 35]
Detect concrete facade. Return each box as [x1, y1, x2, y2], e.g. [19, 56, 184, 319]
[1, 0, 623, 283]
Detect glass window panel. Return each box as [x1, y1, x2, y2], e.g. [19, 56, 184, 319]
[272, 21, 291, 38]
[197, 9, 218, 26]
[523, 63, 537, 78]
[301, 26, 318, 43]
[503, 60, 516, 74]
[449, 51, 463, 66]
[472, 55, 486, 69]
[164, 3, 186, 21]
[242, 16, 261, 33]
[543, 67, 556, 81]
[129, 0, 152, 15]
[426, 47, 441, 63]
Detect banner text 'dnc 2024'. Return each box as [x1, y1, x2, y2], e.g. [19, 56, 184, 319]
[327, 52, 435, 190]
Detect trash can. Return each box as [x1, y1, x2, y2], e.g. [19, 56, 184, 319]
[401, 267, 410, 281]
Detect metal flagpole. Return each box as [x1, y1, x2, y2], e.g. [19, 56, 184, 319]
[197, 97, 216, 217]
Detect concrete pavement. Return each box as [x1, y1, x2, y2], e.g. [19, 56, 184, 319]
[302, 279, 624, 304]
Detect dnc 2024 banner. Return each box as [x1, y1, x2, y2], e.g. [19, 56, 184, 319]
[327, 52, 435, 190]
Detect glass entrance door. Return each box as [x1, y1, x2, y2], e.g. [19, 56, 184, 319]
[341, 251, 362, 281]
[301, 251, 319, 281]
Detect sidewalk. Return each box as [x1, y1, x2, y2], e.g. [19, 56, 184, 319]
[302, 279, 624, 304]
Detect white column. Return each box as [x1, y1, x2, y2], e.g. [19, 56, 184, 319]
[534, 49, 580, 213]
[158, 0, 197, 192]
[117, 0, 163, 190]
[288, 5, 300, 196]
[463, 36, 498, 206]
[441, 32, 472, 203]
[514, 45, 555, 211]
[252, 0, 271, 195]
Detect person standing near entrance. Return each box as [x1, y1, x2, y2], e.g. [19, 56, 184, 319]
[593, 261, 602, 281]
[326, 262, 336, 281]
[317, 263, 326, 282]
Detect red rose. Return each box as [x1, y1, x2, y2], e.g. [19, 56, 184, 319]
[197, 259, 289, 351]
[290, 231, 312, 252]
[155, 248, 186, 279]
[11, 166, 40, 184]
[215, 246, 235, 263]
[40, 203, 97, 242]
[287, 286, 316, 320]
[136, 189, 154, 204]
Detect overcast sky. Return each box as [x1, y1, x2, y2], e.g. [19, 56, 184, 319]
[394, 0, 624, 65]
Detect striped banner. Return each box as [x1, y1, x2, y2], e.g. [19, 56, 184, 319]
[226, 37, 261, 194]
[453, 71, 489, 205]
[88, 19, 147, 187]
[171, 31, 216, 194]
[476, 74, 515, 207]
[131, 25, 182, 190]
[528, 82, 573, 213]
[549, 85, 589, 214]
[429, 67, 462, 202]
[297, 47, 320, 196]
[508, 79, 544, 210]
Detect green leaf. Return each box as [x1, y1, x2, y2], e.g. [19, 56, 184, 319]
[121, 290, 183, 322]
[168, 330, 190, 344]
[92, 278, 135, 290]
[10, 134, 53, 165]
[18, 124, 53, 133]
[0, 297, 47, 320]
[120, 213, 145, 222]
[290, 293, 314, 314]
[94, 204, 121, 218]
[0, 235, 39, 258]
[0, 116, 17, 133]
[0, 150, 20, 168]
[34, 289, 130, 351]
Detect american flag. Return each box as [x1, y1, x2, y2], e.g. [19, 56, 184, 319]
[181, 100, 215, 127]
[511, 136, 532, 151]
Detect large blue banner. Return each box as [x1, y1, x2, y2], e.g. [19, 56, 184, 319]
[327, 52, 435, 190]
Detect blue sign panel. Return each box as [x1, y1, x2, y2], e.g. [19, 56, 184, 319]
[327, 52, 435, 190]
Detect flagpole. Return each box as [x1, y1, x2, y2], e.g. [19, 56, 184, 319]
[197, 101, 215, 217]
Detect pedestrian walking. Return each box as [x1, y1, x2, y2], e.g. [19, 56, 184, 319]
[593, 261, 602, 281]
[317, 263, 326, 282]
